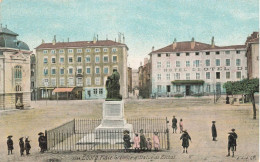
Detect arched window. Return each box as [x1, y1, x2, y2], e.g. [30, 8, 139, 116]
[15, 85, 22, 91]
[14, 65, 22, 79]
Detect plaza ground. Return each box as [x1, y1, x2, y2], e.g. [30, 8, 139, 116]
[0, 97, 258, 162]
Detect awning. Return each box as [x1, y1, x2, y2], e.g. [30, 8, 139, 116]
[53, 88, 74, 93]
[171, 80, 205, 85]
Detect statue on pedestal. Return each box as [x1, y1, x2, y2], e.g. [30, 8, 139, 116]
[106, 69, 122, 101]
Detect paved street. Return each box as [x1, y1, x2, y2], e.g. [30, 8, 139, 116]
[0, 98, 258, 162]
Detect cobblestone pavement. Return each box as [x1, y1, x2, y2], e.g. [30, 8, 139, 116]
[0, 98, 258, 162]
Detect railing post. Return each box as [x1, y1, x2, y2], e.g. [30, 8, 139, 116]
[45, 130, 48, 151]
[74, 119, 76, 134]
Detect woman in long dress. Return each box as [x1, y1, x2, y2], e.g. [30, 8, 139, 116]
[153, 132, 160, 151]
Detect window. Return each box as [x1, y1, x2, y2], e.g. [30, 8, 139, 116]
[186, 61, 190, 67]
[86, 77, 91, 86]
[14, 66, 22, 79]
[194, 60, 200, 67]
[166, 53, 170, 57]
[157, 62, 161, 68]
[95, 77, 100, 85]
[68, 68, 73, 74]
[166, 73, 170, 80]
[157, 54, 161, 57]
[157, 74, 161, 80]
[95, 67, 100, 74]
[60, 78, 65, 86]
[68, 78, 74, 86]
[206, 52, 210, 55]
[157, 85, 162, 92]
[104, 67, 109, 74]
[103, 48, 108, 52]
[77, 77, 83, 86]
[51, 68, 56, 75]
[195, 52, 199, 56]
[95, 48, 100, 52]
[77, 56, 82, 63]
[94, 89, 98, 94]
[77, 49, 82, 53]
[60, 57, 64, 63]
[43, 50, 48, 54]
[176, 61, 180, 67]
[206, 72, 210, 79]
[44, 58, 48, 64]
[216, 72, 220, 79]
[51, 78, 56, 86]
[166, 61, 170, 68]
[175, 73, 180, 80]
[112, 56, 117, 63]
[176, 53, 180, 56]
[99, 88, 103, 94]
[226, 72, 230, 79]
[186, 73, 190, 80]
[236, 50, 240, 54]
[77, 67, 82, 74]
[59, 49, 64, 53]
[236, 71, 241, 79]
[68, 57, 73, 63]
[68, 49, 73, 53]
[236, 59, 241, 66]
[186, 52, 190, 56]
[176, 85, 180, 92]
[216, 59, 220, 66]
[51, 57, 56, 63]
[207, 85, 211, 92]
[215, 51, 220, 55]
[112, 48, 117, 52]
[60, 68, 64, 75]
[225, 51, 230, 54]
[103, 56, 108, 63]
[43, 69, 48, 75]
[86, 56, 91, 63]
[196, 73, 200, 79]
[51, 50, 56, 54]
[205, 60, 210, 66]
[86, 67, 91, 74]
[43, 79, 49, 86]
[86, 48, 91, 52]
[226, 59, 230, 66]
[95, 55, 100, 63]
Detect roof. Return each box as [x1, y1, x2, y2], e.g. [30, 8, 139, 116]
[36, 40, 128, 49]
[53, 88, 74, 93]
[0, 26, 18, 36]
[246, 32, 259, 44]
[151, 41, 245, 54]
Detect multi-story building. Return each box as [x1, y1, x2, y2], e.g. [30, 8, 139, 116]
[149, 37, 247, 97]
[0, 25, 31, 109]
[132, 69, 139, 89]
[35, 36, 128, 100]
[246, 32, 259, 79]
[128, 67, 132, 95]
[30, 53, 37, 100]
[138, 58, 151, 98]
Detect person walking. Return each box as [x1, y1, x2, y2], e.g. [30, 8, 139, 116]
[19, 137, 25, 156]
[25, 137, 31, 155]
[7, 135, 14, 155]
[211, 121, 217, 141]
[172, 116, 178, 133]
[227, 132, 235, 157]
[133, 133, 140, 153]
[139, 129, 147, 152]
[180, 130, 191, 154]
[231, 129, 238, 151]
[179, 119, 183, 134]
[123, 130, 131, 153]
[153, 131, 160, 151]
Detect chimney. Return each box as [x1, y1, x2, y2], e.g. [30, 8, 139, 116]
[172, 38, 177, 49]
[144, 58, 148, 65]
[52, 35, 56, 45]
[97, 34, 99, 41]
[67, 37, 69, 42]
[123, 35, 125, 44]
[42, 39, 45, 44]
[118, 33, 121, 43]
[152, 46, 154, 51]
[106, 34, 108, 40]
[191, 37, 195, 49]
[211, 36, 215, 48]
[93, 34, 97, 44]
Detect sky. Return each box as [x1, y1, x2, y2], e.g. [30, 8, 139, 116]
[0, 0, 259, 69]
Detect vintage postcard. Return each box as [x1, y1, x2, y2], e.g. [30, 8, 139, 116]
[0, 0, 259, 161]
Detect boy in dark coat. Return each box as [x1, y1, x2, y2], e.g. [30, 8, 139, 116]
[25, 137, 31, 155]
[38, 132, 45, 153]
[123, 130, 131, 152]
[7, 135, 14, 155]
[139, 129, 147, 152]
[231, 129, 238, 151]
[227, 132, 235, 157]
[180, 130, 191, 153]
[211, 121, 217, 141]
[172, 116, 177, 133]
[19, 137, 25, 156]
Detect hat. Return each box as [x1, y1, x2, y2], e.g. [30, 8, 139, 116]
[25, 136, 29, 139]
[123, 130, 129, 134]
[212, 121, 216, 123]
[154, 131, 158, 135]
[19, 137, 23, 140]
[135, 133, 138, 136]
[231, 128, 235, 131]
[7, 135, 13, 138]
[38, 132, 44, 135]
[183, 130, 187, 133]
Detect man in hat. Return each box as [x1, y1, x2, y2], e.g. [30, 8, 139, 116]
[7, 135, 14, 155]
[172, 116, 178, 133]
[231, 129, 238, 151]
[25, 137, 31, 155]
[211, 121, 217, 141]
[180, 130, 191, 153]
[139, 129, 147, 152]
[38, 132, 45, 153]
[19, 137, 25, 156]
[227, 132, 235, 157]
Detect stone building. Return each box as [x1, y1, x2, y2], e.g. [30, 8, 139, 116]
[0, 25, 31, 109]
[35, 36, 128, 100]
[138, 58, 151, 98]
[128, 67, 132, 94]
[30, 53, 37, 100]
[149, 37, 247, 97]
[246, 32, 259, 79]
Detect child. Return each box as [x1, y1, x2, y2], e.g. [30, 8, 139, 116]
[7, 135, 13, 155]
[25, 137, 31, 155]
[146, 138, 152, 151]
[153, 132, 160, 151]
[180, 130, 191, 153]
[179, 119, 183, 134]
[19, 137, 25, 156]
[133, 133, 140, 153]
[123, 130, 131, 153]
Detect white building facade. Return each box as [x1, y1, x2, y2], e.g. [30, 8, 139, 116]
[150, 39, 247, 97]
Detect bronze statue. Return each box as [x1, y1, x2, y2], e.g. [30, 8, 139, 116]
[106, 69, 122, 101]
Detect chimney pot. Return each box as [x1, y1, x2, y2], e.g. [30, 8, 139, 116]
[191, 37, 195, 49]
[211, 36, 215, 47]
[173, 38, 177, 49]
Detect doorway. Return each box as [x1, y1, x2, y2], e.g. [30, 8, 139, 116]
[186, 85, 191, 96]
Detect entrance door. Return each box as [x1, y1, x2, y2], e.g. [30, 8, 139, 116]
[15, 93, 23, 108]
[87, 90, 91, 98]
[186, 85, 191, 96]
[167, 85, 171, 92]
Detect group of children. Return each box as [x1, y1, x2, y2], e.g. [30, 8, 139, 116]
[7, 136, 31, 156]
[123, 129, 160, 153]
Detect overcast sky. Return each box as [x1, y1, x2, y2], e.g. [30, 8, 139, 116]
[1, 0, 259, 69]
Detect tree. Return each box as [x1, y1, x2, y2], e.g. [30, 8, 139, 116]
[223, 78, 259, 119]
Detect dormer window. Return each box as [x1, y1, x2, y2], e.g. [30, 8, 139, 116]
[176, 53, 180, 56]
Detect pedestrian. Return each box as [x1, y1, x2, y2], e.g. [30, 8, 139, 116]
[211, 121, 217, 141]
[139, 129, 147, 152]
[227, 132, 235, 157]
[179, 119, 183, 133]
[19, 137, 25, 156]
[133, 133, 140, 153]
[25, 137, 31, 155]
[231, 129, 238, 151]
[180, 130, 191, 154]
[38, 132, 45, 153]
[172, 116, 178, 133]
[146, 138, 152, 151]
[7, 135, 14, 155]
[123, 130, 131, 153]
[153, 131, 160, 151]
